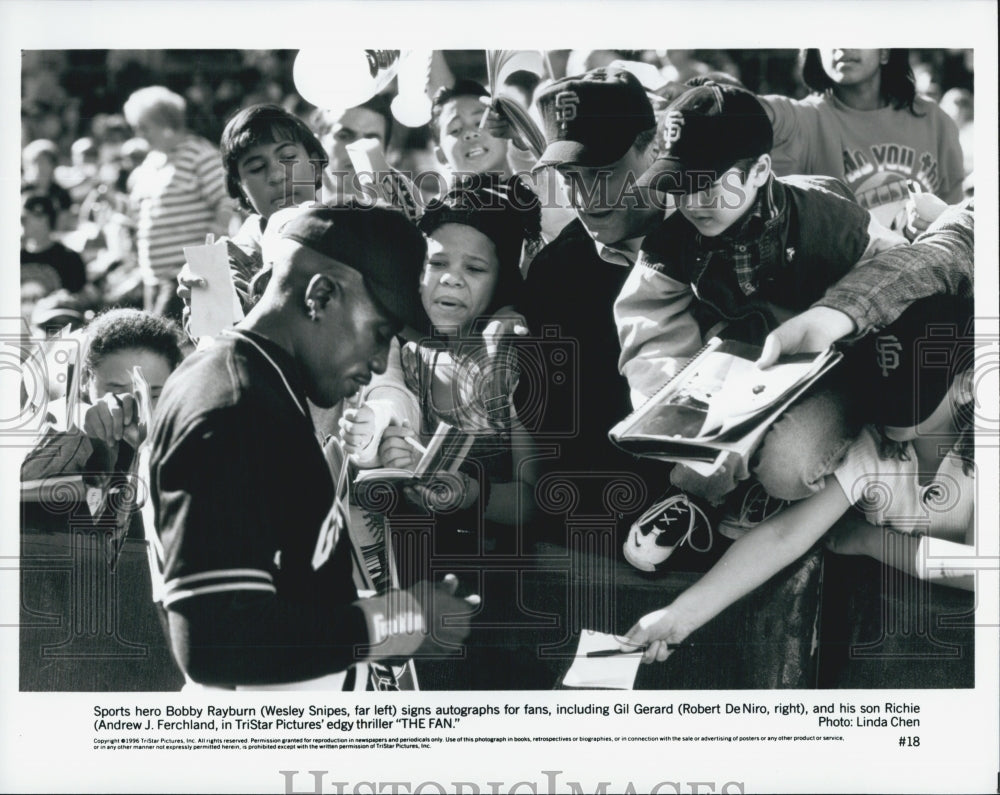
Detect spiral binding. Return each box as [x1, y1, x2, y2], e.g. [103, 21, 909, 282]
[364, 50, 401, 78]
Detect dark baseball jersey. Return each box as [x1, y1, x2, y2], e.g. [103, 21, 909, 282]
[149, 329, 369, 686]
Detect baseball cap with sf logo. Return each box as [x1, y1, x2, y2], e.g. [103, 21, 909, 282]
[637, 82, 773, 194]
[534, 67, 655, 170]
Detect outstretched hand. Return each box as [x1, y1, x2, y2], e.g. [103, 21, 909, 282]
[619, 606, 693, 664]
[756, 306, 856, 369]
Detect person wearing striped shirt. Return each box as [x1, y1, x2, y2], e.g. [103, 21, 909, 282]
[124, 86, 234, 320]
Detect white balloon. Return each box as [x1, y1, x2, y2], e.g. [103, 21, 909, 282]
[391, 49, 432, 128]
[293, 49, 380, 112]
[391, 94, 431, 128]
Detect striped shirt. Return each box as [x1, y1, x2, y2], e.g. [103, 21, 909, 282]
[130, 135, 228, 284]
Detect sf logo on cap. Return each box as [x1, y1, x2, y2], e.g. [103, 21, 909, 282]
[661, 110, 685, 152]
[876, 334, 902, 377]
[554, 91, 580, 132]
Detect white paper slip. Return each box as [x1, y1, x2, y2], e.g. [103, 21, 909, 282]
[561, 630, 642, 689]
[183, 238, 238, 338]
[130, 365, 152, 432]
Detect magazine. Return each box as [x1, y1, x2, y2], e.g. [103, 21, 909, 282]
[608, 337, 842, 474]
[481, 49, 548, 159]
[353, 421, 476, 485]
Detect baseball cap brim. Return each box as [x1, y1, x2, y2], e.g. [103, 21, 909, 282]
[637, 155, 744, 194]
[534, 138, 634, 172]
[363, 275, 429, 333]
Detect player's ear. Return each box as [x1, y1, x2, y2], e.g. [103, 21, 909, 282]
[434, 145, 447, 166]
[303, 273, 339, 321]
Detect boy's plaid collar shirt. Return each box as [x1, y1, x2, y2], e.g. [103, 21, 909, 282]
[694, 176, 779, 297]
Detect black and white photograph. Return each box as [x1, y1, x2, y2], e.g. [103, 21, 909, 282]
[1, 1, 998, 793]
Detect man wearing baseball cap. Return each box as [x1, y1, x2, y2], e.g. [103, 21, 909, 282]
[149, 204, 475, 690]
[515, 67, 669, 515]
[614, 81, 908, 515]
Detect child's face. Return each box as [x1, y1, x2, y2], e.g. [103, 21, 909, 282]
[236, 138, 319, 217]
[820, 49, 886, 88]
[678, 159, 769, 238]
[85, 348, 174, 414]
[436, 96, 508, 175]
[420, 223, 500, 335]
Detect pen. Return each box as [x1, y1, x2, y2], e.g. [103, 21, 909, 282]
[585, 644, 683, 657]
[404, 436, 428, 456]
[586, 647, 647, 658]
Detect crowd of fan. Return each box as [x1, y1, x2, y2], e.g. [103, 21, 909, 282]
[18, 47, 979, 690]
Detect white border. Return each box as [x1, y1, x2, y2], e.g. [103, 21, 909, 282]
[1, 2, 997, 793]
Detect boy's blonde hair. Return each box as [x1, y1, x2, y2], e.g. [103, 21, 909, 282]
[123, 86, 186, 131]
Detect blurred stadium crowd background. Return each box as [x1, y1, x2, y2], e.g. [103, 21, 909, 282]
[20, 48, 974, 335]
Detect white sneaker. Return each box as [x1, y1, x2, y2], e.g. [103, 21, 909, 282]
[623, 489, 713, 572]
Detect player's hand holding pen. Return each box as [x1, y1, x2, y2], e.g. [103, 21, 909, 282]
[408, 574, 480, 657]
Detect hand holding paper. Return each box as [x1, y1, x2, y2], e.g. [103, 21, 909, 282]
[561, 630, 643, 688]
[182, 235, 242, 338]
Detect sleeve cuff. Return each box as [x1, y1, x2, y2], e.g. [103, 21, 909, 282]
[354, 589, 426, 661]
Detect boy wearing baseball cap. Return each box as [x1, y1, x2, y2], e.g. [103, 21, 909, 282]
[149, 204, 474, 690]
[615, 81, 907, 513]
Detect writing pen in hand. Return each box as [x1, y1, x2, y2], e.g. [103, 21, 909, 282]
[585, 644, 684, 658]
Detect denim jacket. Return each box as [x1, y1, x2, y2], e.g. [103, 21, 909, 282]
[615, 174, 906, 406]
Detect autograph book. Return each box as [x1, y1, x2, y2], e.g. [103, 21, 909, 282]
[354, 421, 476, 485]
[609, 338, 842, 474]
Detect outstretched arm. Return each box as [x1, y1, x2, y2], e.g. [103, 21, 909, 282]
[622, 478, 851, 663]
[757, 203, 974, 368]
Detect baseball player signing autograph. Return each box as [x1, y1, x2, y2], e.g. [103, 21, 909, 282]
[148, 204, 477, 690]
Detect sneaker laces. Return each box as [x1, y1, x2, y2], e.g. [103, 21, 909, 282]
[647, 492, 714, 553]
[732, 483, 785, 527]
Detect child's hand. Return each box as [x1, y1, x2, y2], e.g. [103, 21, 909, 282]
[82, 392, 146, 470]
[900, 191, 949, 242]
[620, 606, 694, 664]
[378, 421, 419, 470]
[405, 472, 480, 513]
[176, 263, 206, 307]
[483, 305, 529, 344]
[756, 306, 856, 369]
[339, 404, 377, 458]
[478, 97, 530, 151]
